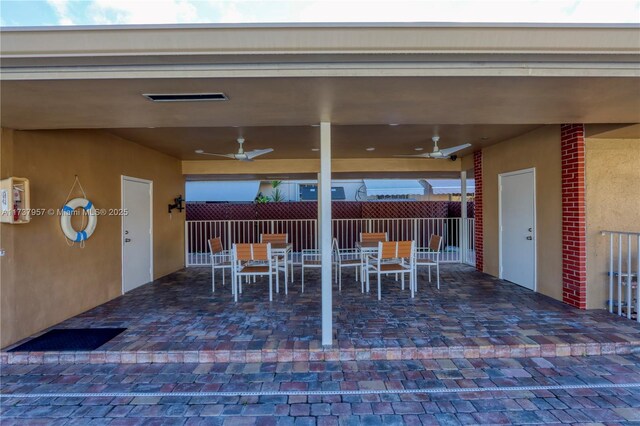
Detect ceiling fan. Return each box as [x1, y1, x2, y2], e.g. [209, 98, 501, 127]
[195, 137, 274, 161]
[394, 136, 471, 161]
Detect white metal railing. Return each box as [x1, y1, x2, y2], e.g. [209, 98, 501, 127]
[465, 218, 476, 266]
[186, 218, 474, 267]
[601, 230, 640, 322]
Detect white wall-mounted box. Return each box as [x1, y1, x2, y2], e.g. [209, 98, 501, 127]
[0, 177, 31, 224]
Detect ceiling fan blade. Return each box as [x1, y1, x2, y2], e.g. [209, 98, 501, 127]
[245, 148, 274, 159]
[438, 143, 472, 157]
[197, 152, 236, 159]
[392, 154, 433, 158]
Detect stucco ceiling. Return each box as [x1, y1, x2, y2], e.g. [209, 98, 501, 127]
[2, 76, 639, 131]
[1, 75, 638, 160]
[108, 124, 540, 160]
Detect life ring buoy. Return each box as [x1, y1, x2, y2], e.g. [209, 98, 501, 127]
[61, 198, 97, 242]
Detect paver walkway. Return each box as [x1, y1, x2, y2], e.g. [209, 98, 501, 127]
[2, 354, 640, 424]
[3, 265, 640, 364]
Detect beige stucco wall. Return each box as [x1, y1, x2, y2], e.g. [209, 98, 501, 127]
[0, 128, 185, 348]
[585, 137, 640, 309]
[482, 125, 563, 300]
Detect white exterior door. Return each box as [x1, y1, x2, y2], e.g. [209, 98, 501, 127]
[500, 169, 536, 291]
[122, 177, 152, 293]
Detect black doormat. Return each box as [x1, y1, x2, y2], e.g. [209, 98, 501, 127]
[8, 328, 126, 352]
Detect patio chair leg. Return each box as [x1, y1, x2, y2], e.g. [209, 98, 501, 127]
[234, 274, 238, 302]
[377, 272, 381, 301]
[212, 265, 215, 293]
[339, 269, 342, 292]
[437, 262, 440, 290]
[222, 268, 225, 287]
[411, 271, 415, 298]
[269, 274, 273, 302]
[401, 272, 405, 290]
[301, 266, 305, 293]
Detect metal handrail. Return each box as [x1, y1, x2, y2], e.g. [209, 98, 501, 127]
[601, 230, 640, 236]
[185, 217, 476, 267]
[602, 230, 639, 323]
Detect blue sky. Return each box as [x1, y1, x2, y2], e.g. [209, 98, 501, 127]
[1, 0, 639, 27]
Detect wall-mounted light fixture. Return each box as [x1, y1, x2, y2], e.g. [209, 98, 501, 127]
[168, 195, 184, 214]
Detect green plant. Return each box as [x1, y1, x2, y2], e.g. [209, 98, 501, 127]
[269, 180, 285, 202]
[254, 192, 270, 204]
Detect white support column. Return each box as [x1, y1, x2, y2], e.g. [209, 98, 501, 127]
[319, 122, 333, 346]
[460, 171, 468, 263]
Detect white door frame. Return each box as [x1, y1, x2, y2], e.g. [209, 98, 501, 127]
[498, 167, 537, 291]
[121, 175, 153, 295]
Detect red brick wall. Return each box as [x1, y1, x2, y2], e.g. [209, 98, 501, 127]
[561, 124, 587, 309]
[473, 150, 484, 272]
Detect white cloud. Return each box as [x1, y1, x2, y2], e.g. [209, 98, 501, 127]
[47, 0, 75, 25]
[40, 0, 640, 26]
[86, 0, 204, 25]
[296, 0, 640, 23]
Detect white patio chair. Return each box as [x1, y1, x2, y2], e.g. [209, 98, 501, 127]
[359, 232, 388, 243]
[261, 233, 293, 284]
[232, 243, 279, 302]
[300, 248, 325, 293]
[365, 240, 416, 300]
[333, 238, 363, 292]
[208, 237, 232, 293]
[415, 234, 443, 290]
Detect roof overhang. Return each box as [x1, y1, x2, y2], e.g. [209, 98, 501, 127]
[2, 23, 639, 80]
[363, 179, 425, 197]
[426, 179, 476, 194]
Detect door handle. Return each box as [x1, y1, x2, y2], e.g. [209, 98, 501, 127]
[125, 238, 132, 243]
[526, 236, 533, 240]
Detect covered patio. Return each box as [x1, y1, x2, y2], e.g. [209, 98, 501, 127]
[1, 23, 638, 359]
[4, 264, 640, 364]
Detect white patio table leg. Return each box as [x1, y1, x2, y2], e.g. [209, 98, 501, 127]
[211, 261, 216, 293]
[289, 248, 294, 283]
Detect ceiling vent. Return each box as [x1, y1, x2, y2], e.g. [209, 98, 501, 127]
[143, 93, 228, 102]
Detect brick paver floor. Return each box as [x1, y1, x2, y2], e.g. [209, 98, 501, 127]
[2, 354, 640, 424]
[3, 265, 640, 364]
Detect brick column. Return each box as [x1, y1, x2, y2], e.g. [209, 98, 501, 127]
[473, 150, 484, 272]
[561, 124, 587, 309]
